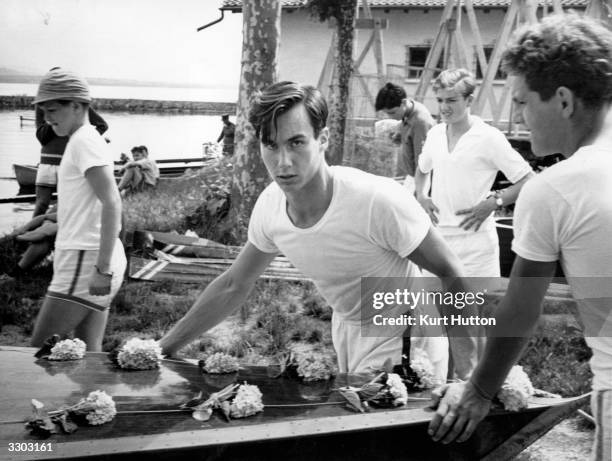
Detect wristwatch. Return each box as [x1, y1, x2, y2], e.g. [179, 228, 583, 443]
[487, 190, 504, 210]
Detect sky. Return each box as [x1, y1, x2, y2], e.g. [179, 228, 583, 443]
[0, 0, 244, 87]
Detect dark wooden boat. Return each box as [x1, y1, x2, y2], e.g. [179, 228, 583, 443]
[0, 346, 588, 461]
[12, 158, 211, 188]
[12, 164, 37, 189]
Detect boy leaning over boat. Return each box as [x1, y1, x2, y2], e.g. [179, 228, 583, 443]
[429, 15, 612, 460]
[29, 68, 126, 352]
[160, 81, 479, 380]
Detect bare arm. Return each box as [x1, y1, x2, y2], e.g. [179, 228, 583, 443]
[428, 256, 557, 444]
[414, 167, 439, 225]
[408, 227, 476, 378]
[35, 106, 57, 145]
[85, 165, 122, 294]
[159, 243, 277, 356]
[456, 171, 535, 231]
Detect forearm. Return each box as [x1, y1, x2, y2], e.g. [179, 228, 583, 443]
[96, 197, 122, 270]
[441, 277, 479, 379]
[469, 298, 540, 397]
[414, 168, 430, 199]
[159, 273, 253, 355]
[498, 172, 535, 206]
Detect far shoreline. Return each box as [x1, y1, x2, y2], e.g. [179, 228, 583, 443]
[0, 95, 236, 115]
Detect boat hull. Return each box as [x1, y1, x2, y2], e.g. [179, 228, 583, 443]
[12, 164, 38, 188]
[0, 347, 588, 461]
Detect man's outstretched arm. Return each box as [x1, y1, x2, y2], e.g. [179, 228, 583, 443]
[428, 256, 557, 444]
[407, 226, 476, 378]
[159, 242, 277, 356]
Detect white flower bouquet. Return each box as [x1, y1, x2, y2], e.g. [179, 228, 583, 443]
[69, 390, 117, 425]
[229, 384, 264, 418]
[116, 338, 163, 370]
[200, 352, 240, 374]
[408, 350, 439, 390]
[338, 372, 410, 412]
[26, 390, 116, 437]
[495, 365, 534, 412]
[293, 350, 336, 382]
[48, 338, 86, 361]
[182, 382, 264, 422]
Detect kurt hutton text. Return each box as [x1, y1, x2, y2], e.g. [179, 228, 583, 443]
[372, 314, 496, 327]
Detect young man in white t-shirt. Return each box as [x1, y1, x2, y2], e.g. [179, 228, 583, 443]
[415, 69, 534, 277]
[30, 68, 126, 351]
[160, 82, 478, 378]
[429, 16, 612, 460]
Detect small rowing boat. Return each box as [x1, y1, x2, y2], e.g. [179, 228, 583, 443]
[11, 159, 210, 188]
[0, 346, 589, 461]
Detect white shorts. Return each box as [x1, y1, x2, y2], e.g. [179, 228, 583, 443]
[35, 164, 59, 187]
[442, 229, 501, 278]
[47, 239, 126, 312]
[332, 310, 448, 379]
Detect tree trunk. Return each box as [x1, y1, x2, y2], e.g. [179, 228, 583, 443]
[326, 1, 357, 166]
[229, 0, 281, 244]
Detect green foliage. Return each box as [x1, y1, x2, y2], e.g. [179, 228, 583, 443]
[305, 0, 356, 22]
[520, 321, 592, 396]
[122, 159, 234, 244]
[0, 239, 51, 332]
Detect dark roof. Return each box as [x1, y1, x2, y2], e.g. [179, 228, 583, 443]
[220, 0, 587, 11]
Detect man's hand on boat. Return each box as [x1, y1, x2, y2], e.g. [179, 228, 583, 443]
[427, 381, 492, 444]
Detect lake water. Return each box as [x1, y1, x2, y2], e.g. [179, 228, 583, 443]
[0, 83, 237, 235]
[0, 82, 238, 103]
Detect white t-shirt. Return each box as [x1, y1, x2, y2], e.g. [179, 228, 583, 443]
[248, 166, 430, 322]
[56, 124, 114, 250]
[418, 116, 532, 235]
[512, 146, 612, 391]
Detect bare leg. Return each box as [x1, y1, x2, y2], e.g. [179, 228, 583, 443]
[31, 295, 92, 348]
[74, 309, 109, 352]
[117, 168, 144, 192]
[33, 186, 54, 218]
[18, 241, 53, 271]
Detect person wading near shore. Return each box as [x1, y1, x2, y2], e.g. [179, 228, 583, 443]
[30, 68, 126, 352]
[428, 16, 612, 460]
[217, 114, 236, 157]
[375, 82, 435, 193]
[33, 67, 108, 218]
[160, 81, 479, 379]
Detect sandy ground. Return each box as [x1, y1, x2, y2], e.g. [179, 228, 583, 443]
[513, 416, 594, 460]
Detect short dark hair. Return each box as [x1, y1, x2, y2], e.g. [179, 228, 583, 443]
[249, 81, 328, 144]
[502, 14, 612, 109]
[375, 82, 407, 111]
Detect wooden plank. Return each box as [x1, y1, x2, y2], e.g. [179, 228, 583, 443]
[0, 193, 57, 204]
[353, 32, 376, 69]
[473, 1, 519, 115]
[354, 18, 388, 29]
[0, 347, 588, 461]
[128, 256, 310, 283]
[414, 0, 456, 101]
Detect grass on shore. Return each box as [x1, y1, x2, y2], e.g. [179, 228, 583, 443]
[0, 165, 593, 398]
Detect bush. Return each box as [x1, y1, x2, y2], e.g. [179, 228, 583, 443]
[122, 159, 234, 244]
